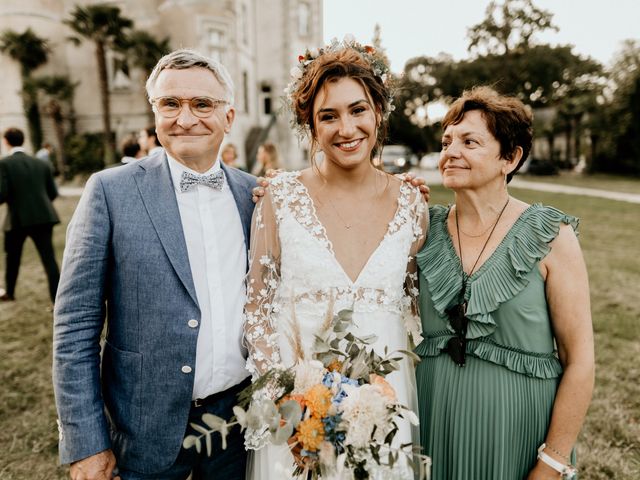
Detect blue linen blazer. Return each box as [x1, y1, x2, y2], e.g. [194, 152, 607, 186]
[52, 151, 256, 473]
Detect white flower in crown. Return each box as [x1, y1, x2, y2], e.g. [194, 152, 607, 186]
[343, 33, 356, 44]
[290, 65, 304, 80]
[284, 35, 394, 140]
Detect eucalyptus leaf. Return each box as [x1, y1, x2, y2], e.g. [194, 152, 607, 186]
[273, 421, 294, 444]
[336, 309, 353, 322]
[182, 435, 197, 449]
[233, 406, 247, 427]
[190, 422, 210, 436]
[279, 400, 302, 426]
[202, 413, 225, 431]
[220, 422, 229, 450]
[397, 349, 421, 362]
[358, 334, 378, 344]
[205, 432, 212, 456]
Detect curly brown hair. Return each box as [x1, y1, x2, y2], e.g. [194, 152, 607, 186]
[442, 86, 533, 183]
[290, 47, 392, 162]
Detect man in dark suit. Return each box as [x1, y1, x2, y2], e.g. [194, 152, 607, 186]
[53, 49, 256, 480]
[0, 127, 60, 303]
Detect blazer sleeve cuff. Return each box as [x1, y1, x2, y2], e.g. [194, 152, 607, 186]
[57, 414, 111, 465]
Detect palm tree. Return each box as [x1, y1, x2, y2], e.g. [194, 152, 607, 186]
[32, 75, 78, 178]
[118, 30, 171, 122]
[0, 28, 49, 150]
[65, 4, 133, 164]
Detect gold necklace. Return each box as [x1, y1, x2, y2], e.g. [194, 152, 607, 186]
[455, 197, 510, 276]
[457, 200, 511, 237]
[322, 174, 380, 230]
[458, 222, 497, 238]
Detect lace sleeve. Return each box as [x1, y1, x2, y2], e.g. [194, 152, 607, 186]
[243, 188, 283, 379]
[403, 191, 429, 346]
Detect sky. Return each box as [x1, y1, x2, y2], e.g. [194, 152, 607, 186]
[323, 0, 639, 73]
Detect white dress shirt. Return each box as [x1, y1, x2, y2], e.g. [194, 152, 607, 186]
[167, 155, 248, 399]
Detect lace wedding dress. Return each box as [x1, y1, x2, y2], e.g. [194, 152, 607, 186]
[244, 171, 428, 480]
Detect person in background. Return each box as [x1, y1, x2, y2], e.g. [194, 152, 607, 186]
[414, 86, 594, 480]
[221, 142, 239, 168]
[0, 128, 60, 304]
[138, 125, 163, 157]
[120, 135, 142, 165]
[252, 141, 280, 176]
[36, 142, 54, 165]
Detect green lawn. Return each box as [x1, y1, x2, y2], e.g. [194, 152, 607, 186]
[519, 172, 640, 195]
[1, 187, 639, 479]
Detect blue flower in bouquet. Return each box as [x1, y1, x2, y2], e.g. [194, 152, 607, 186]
[328, 373, 359, 405]
[322, 413, 345, 454]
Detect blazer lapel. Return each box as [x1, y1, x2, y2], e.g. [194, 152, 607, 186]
[134, 153, 199, 306]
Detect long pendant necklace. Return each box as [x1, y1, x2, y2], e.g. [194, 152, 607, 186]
[455, 196, 511, 306]
[445, 197, 510, 367]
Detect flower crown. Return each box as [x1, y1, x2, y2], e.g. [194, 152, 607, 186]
[284, 34, 394, 140]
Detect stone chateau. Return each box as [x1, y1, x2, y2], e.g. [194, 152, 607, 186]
[0, 0, 323, 169]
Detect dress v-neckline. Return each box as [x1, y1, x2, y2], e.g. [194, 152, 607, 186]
[444, 203, 536, 282]
[290, 173, 408, 285]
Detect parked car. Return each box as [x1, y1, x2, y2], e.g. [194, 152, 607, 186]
[375, 145, 415, 174]
[420, 152, 440, 170]
[527, 157, 559, 176]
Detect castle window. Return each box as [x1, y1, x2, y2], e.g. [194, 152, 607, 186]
[297, 2, 310, 37]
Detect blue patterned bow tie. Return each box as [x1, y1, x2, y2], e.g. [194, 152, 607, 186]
[179, 170, 225, 193]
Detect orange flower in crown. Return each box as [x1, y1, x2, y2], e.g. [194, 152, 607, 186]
[283, 34, 394, 139]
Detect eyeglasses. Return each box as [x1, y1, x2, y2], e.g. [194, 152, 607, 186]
[445, 302, 468, 367]
[150, 96, 228, 118]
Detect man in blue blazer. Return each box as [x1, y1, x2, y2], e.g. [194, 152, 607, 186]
[53, 50, 256, 480]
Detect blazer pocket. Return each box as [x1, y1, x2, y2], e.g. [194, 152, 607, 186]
[102, 341, 143, 436]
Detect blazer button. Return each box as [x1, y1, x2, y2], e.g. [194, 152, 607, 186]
[181, 365, 192, 374]
[188, 319, 199, 328]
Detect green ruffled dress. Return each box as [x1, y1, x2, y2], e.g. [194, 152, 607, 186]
[415, 204, 579, 480]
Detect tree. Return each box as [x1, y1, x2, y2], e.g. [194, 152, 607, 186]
[0, 28, 49, 149]
[591, 40, 640, 174]
[65, 4, 133, 164]
[32, 75, 78, 178]
[121, 30, 170, 80]
[116, 30, 171, 122]
[467, 0, 557, 56]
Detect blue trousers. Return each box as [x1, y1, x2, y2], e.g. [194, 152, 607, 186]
[118, 381, 249, 480]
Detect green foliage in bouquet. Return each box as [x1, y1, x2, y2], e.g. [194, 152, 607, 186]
[183, 309, 430, 479]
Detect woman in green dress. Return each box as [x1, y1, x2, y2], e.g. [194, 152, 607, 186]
[415, 86, 594, 479]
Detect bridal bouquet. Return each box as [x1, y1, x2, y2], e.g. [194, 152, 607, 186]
[184, 310, 430, 479]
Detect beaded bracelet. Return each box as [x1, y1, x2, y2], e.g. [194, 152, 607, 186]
[543, 442, 570, 462]
[537, 444, 577, 479]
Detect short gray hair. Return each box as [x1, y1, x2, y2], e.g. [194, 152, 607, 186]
[145, 49, 234, 106]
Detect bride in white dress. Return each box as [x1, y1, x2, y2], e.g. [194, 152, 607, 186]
[243, 38, 428, 479]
